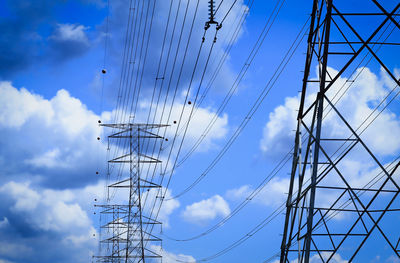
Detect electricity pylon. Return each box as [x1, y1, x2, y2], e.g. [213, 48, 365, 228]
[280, 0, 400, 262]
[95, 123, 168, 263]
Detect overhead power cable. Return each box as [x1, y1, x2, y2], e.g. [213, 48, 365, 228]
[168, 3, 399, 200]
[141, 0, 201, 234]
[164, 87, 400, 262]
[175, 0, 282, 168]
[163, 150, 292, 241]
[143, 0, 249, 243]
[160, 0, 255, 170]
[168, 11, 308, 200]
[262, 158, 400, 263]
[145, 0, 232, 246]
[162, 8, 400, 249]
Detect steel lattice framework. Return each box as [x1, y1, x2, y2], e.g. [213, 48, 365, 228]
[280, 0, 400, 262]
[95, 123, 168, 263]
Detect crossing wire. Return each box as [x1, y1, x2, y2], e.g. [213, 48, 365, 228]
[107, 0, 138, 177]
[156, 0, 246, 198]
[168, 6, 306, 200]
[130, 0, 158, 116]
[161, 10, 310, 242]
[101, 1, 398, 262]
[156, 0, 254, 173]
[142, 0, 243, 240]
[142, 0, 241, 241]
[163, 79, 400, 262]
[144, 28, 216, 239]
[162, 6, 399, 247]
[142, 0, 250, 241]
[108, 0, 157, 201]
[167, 0, 400, 200]
[107, 0, 145, 186]
[141, 0, 201, 234]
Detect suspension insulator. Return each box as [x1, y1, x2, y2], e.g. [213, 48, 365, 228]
[208, 0, 215, 21]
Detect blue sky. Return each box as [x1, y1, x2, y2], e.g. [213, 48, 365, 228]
[0, 0, 399, 263]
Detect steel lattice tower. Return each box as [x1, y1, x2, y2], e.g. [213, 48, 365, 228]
[280, 0, 400, 262]
[95, 123, 168, 263]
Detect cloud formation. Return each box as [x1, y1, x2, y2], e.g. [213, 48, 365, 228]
[260, 66, 400, 159]
[0, 181, 98, 263]
[48, 23, 91, 60]
[0, 81, 108, 188]
[151, 245, 196, 263]
[0, 80, 230, 262]
[0, 1, 94, 77]
[226, 177, 290, 208]
[182, 195, 230, 225]
[229, 67, 400, 220]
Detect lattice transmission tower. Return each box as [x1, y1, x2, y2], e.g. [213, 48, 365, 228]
[280, 0, 400, 262]
[95, 123, 168, 263]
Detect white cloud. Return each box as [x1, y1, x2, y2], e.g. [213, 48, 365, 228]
[310, 252, 348, 263]
[0, 81, 229, 189]
[182, 195, 230, 225]
[257, 66, 400, 220]
[226, 177, 290, 208]
[0, 81, 219, 261]
[135, 98, 229, 153]
[25, 148, 67, 169]
[141, 187, 180, 228]
[272, 252, 348, 263]
[386, 255, 400, 263]
[0, 180, 101, 261]
[0, 181, 92, 234]
[158, 189, 180, 227]
[0, 81, 109, 187]
[260, 66, 400, 158]
[0, 242, 32, 259]
[0, 181, 41, 212]
[50, 23, 90, 45]
[0, 81, 54, 128]
[151, 245, 196, 263]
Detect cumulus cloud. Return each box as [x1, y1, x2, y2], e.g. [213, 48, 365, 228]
[272, 252, 348, 263]
[135, 97, 229, 153]
[0, 81, 218, 262]
[50, 24, 90, 44]
[0, 81, 108, 188]
[140, 187, 180, 228]
[233, 66, 400, 223]
[0, 242, 32, 261]
[0, 81, 229, 189]
[151, 245, 196, 263]
[0, 181, 98, 263]
[260, 66, 400, 159]
[258, 66, 400, 205]
[226, 177, 290, 208]
[182, 195, 230, 225]
[0, 1, 98, 76]
[101, 0, 249, 103]
[48, 23, 91, 59]
[310, 252, 348, 263]
[0, 181, 93, 235]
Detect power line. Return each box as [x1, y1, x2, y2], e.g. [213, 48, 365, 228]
[163, 83, 400, 261]
[168, 10, 307, 200]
